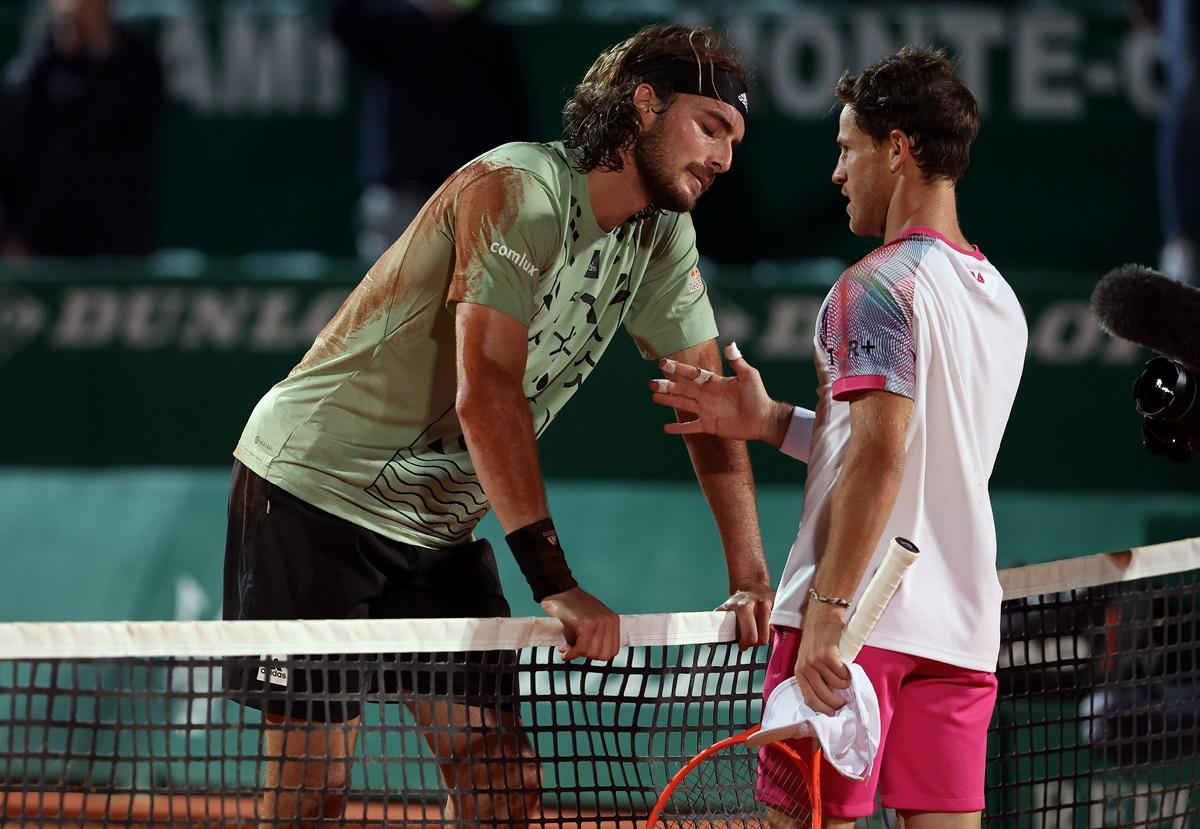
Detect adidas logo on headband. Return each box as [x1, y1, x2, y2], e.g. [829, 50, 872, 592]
[637, 59, 750, 120]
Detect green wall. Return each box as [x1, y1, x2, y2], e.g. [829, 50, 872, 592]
[3, 0, 1196, 624]
[2, 261, 1195, 492]
[2, 469, 1197, 624]
[0, 1, 1175, 268]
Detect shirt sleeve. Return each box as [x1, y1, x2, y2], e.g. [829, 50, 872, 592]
[446, 168, 561, 327]
[623, 212, 719, 359]
[819, 259, 917, 401]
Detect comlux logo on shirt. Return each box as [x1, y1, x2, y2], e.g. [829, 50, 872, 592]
[490, 241, 539, 276]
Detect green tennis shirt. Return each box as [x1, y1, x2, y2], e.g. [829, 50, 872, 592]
[234, 141, 718, 548]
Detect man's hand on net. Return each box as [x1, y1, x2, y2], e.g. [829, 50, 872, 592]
[540, 587, 621, 662]
[717, 583, 774, 650]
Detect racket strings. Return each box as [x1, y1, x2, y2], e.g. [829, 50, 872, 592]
[653, 742, 815, 828]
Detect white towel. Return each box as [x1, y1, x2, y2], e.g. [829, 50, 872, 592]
[748, 666, 881, 781]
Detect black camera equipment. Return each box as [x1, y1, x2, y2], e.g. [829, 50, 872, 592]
[1092, 265, 1200, 462]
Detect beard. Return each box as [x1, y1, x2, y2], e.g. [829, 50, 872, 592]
[845, 167, 893, 236]
[845, 187, 887, 237]
[632, 120, 707, 214]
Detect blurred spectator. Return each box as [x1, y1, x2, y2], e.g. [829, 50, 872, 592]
[0, 0, 163, 260]
[1155, 0, 1200, 282]
[331, 0, 530, 261]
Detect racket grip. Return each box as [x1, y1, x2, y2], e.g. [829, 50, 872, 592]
[838, 537, 920, 663]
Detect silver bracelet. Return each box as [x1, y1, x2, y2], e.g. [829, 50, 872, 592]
[808, 586, 851, 608]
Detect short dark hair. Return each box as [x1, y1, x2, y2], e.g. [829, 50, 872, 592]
[835, 46, 980, 183]
[562, 24, 748, 173]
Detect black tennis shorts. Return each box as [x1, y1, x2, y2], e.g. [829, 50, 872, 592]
[222, 460, 516, 722]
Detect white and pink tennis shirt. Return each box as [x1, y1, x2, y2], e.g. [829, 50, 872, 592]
[770, 227, 1028, 672]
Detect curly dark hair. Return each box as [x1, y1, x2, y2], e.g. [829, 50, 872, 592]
[835, 46, 980, 183]
[562, 24, 747, 174]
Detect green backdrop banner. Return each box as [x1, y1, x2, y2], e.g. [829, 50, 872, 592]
[1, 261, 1191, 493]
[0, 1, 1171, 268]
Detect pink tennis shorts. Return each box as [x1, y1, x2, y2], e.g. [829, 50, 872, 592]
[757, 626, 997, 818]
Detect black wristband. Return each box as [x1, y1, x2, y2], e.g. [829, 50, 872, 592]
[505, 518, 578, 602]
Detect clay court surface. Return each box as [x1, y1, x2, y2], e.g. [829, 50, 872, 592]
[1, 790, 678, 829]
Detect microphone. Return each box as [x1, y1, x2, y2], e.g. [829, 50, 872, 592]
[1090, 264, 1200, 367]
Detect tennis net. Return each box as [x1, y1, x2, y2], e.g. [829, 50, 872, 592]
[0, 537, 1197, 828]
[0, 612, 760, 828]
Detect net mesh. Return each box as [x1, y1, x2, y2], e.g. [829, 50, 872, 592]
[985, 542, 1200, 828]
[1, 539, 1198, 828]
[1, 615, 760, 828]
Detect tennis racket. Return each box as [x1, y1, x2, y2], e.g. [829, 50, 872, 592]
[645, 537, 920, 829]
[645, 725, 821, 829]
[836, 536, 920, 663]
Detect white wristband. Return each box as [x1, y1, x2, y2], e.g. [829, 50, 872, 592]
[779, 406, 816, 463]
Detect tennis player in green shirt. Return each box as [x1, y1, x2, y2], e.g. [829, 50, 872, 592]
[224, 23, 771, 825]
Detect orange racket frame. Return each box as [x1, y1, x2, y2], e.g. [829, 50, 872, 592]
[644, 724, 821, 828]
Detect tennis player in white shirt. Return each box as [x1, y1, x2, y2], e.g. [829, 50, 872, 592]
[649, 47, 1027, 827]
